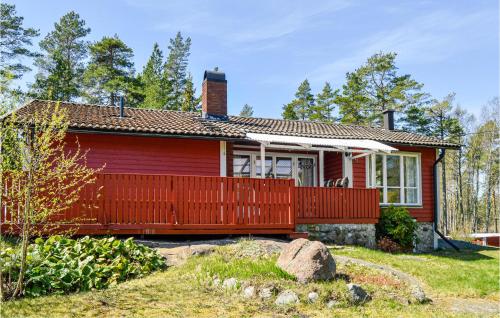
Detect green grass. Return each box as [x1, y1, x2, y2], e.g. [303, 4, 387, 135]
[332, 246, 500, 299]
[1, 242, 498, 317]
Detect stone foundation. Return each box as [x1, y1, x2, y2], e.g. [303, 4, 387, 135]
[415, 222, 434, 252]
[296, 224, 376, 248]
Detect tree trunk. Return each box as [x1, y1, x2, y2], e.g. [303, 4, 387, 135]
[458, 148, 465, 228]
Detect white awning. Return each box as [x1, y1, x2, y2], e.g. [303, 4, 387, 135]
[245, 133, 397, 153]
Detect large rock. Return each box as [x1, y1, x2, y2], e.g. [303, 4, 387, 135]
[277, 239, 336, 283]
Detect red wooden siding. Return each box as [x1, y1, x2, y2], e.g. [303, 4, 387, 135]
[324, 152, 342, 182]
[65, 133, 221, 176]
[402, 146, 436, 222]
[226, 141, 234, 177]
[296, 187, 380, 224]
[352, 156, 366, 188]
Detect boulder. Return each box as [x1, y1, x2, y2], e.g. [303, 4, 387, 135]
[347, 283, 371, 305]
[277, 238, 336, 283]
[275, 290, 299, 305]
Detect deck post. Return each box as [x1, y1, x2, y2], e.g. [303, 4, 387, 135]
[260, 143, 266, 178]
[319, 150, 324, 187]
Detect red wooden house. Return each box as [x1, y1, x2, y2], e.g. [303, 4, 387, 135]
[8, 70, 459, 250]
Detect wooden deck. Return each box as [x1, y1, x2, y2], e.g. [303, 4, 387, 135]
[1, 173, 380, 235]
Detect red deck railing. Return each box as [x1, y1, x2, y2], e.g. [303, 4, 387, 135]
[1, 174, 296, 235]
[1, 174, 380, 235]
[295, 186, 380, 224]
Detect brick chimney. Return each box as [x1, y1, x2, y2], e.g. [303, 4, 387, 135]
[202, 70, 227, 120]
[382, 109, 395, 130]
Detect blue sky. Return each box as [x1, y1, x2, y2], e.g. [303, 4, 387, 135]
[12, 0, 499, 119]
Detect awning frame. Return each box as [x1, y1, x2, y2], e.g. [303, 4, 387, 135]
[245, 133, 397, 154]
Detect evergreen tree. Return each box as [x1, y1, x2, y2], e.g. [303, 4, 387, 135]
[180, 73, 200, 112]
[282, 79, 314, 120]
[163, 32, 191, 110]
[282, 100, 299, 120]
[30, 11, 90, 101]
[239, 104, 254, 117]
[310, 82, 337, 122]
[336, 52, 425, 126]
[83, 35, 136, 105]
[138, 43, 165, 109]
[0, 3, 39, 80]
[0, 3, 39, 111]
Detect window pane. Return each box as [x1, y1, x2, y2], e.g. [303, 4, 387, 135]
[405, 188, 418, 204]
[233, 155, 251, 177]
[375, 155, 383, 186]
[386, 155, 400, 187]
[377, 187, 384, 202]
[404, 157, 417, 187]
[256, 156, 273, 177]
[387, 188, 401, 203]
[298, 158, 314, 186]
[276, 157, 292, 179]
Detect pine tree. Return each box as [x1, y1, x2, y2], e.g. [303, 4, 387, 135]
[30, 11, 90, 101]
[336, 52, 425, 126]
[282, 100, 299, 120]
[239, 104, 254, 117]
[0, 3, 39, 80]
[138, 43, 165, 109]
[83, 35, 135, 105]
[180, 73, 200, 112]
[295, 80, 314, 120]
[282, 80, 314, 120]
[310, 82, 337, 122]
[163, 32, 191, 110]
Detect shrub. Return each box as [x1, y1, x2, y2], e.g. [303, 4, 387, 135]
[0, 236, 166, 298]
[376, 205, 418, 250]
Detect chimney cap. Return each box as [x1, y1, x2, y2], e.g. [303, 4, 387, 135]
[382, 109, 396, 114]
[204, 70, 226, 82]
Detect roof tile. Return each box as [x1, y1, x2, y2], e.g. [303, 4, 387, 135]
[13, 100, 460, 148]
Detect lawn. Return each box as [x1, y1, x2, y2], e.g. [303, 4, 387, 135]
[332, 246, 500, 298]
[1, 241, 499, 318]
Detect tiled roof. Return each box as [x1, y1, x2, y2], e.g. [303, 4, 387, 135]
[13, 100, 460, 149]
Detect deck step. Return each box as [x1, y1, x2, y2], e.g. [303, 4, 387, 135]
[289, 232, 309, 239]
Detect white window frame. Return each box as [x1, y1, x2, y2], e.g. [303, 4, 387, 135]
[366, 152, 422, 206]
[233, 150, 317, 186]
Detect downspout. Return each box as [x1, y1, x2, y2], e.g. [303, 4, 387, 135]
[433, 148, 459, 251]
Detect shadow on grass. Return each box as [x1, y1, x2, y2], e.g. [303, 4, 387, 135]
[423, 248, 498, 262]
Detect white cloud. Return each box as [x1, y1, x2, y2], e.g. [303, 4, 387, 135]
[126, 0, 351, 49]
[307, 9, 496, 85]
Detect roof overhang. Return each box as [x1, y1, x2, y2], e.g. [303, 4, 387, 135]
[245, 133, 397, 154]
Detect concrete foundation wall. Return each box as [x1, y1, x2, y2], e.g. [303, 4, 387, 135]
[296, 224, 376, 248]
[415, 222, 434, 252]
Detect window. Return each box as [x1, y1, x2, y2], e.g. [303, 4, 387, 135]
[233, 154, 251, 177]
[232, 151, 316, 186]
[366, 153, 421, 205]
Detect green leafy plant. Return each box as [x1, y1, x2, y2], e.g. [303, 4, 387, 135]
[0, 236, 166, 298]
[376, 205, 418, 250]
